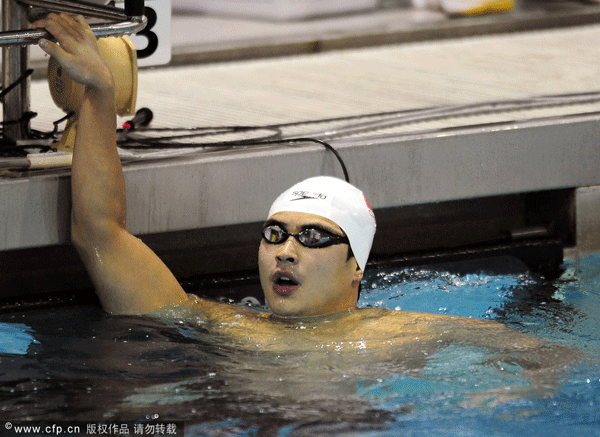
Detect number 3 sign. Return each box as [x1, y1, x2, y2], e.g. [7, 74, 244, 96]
[117, 0, 171, 67]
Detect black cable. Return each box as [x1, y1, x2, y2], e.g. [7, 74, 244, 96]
[27, 111, 73, 143]
[0, 69, 34, 102]
[50, 112, 74, 137]
[119, 132, 349, 183]
[0, 111, 36, 145]
[2, 107, 351, 181]
[117, 125, 284, 148]
[256, 137, 350, 183]
[0, 70, 36, 145]
[0, 111, 37, 127]
[117, 108, 349, 181]
[122, 107, 153, 131]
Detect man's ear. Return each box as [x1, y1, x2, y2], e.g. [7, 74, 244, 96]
[352, 263, 363, 285]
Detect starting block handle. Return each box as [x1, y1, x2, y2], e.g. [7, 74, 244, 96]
[0, 0, 147, 47]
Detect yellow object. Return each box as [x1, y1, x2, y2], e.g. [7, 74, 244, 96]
[27, 152, 73, 169]
[48, 36, 138, 152]
[455, 0, 514, 16]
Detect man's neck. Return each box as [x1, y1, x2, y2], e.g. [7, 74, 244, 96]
[269, 307, 358, 325]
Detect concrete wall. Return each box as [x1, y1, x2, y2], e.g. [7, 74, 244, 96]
[576, 185, 600, 258]
[1, 113, 599, 252]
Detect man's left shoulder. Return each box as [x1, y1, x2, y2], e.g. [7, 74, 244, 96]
[354, 307, 439, 329]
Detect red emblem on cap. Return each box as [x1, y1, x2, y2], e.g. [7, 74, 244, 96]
[363, 194, 375, 218]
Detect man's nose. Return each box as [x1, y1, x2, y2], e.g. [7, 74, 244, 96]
[275, 238, 299, 264]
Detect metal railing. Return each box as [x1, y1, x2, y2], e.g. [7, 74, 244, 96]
[1, 0, 146, 145]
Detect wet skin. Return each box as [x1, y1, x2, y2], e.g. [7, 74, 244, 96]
[35, 14, 580, 408]
[156, 294, 581, 409]
[258, 211, 363, 318]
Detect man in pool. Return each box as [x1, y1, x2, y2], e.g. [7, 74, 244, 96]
[34, 13, 373, 320]
[35, 15, 579, 391]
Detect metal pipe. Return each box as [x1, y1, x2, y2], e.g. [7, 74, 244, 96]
[0, 15, 147, 47]
[2, 0, 30, 144]
[0, 151, 72, 169]
[17, 0, 127, 21]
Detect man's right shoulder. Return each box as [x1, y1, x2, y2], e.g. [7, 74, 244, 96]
[155, 293, 269, 323]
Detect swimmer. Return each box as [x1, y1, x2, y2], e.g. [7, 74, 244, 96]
[35, 15, 580, 397]
[33, 13, 371, 320]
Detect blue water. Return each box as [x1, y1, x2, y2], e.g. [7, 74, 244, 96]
[1, 255, 599, 436]
[356, 256, 600, 437]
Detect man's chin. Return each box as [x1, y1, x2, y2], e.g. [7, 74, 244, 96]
[269, 306, 305, 318]
[268, 303, 333, 320]
[267, 301, 313, 319]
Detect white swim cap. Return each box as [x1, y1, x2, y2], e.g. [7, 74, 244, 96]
[268, 176, 376, 271]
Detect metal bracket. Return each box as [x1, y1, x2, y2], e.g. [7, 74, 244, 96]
[1, 0, 146, 145]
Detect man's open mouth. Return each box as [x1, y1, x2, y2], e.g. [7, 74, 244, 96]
[272, 272, 300, 294]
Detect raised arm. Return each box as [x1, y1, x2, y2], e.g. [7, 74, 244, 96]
[35, 14, 188, 314]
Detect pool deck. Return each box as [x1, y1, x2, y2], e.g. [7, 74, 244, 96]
[166, 0, 600, 66]
[23, 0, 600, 73]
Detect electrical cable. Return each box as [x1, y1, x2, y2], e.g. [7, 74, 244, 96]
[0, 69, 36, 146]
[256, 137, 350, 183]
[119, 134, 350, 181]
[6, 91, 598, 147]
[118, 126, 283, 148]
[0, 69, 33, 102]
[118, 109, 349, 181]
[298, 91, 600, 140]
[110, 92, 600, 182]
[3, 92, 599, 177]
[0, 111, 36, 146]
[0, 111, 36, 127]
[122, 107, 153, 131]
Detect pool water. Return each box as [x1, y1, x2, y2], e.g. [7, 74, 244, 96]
[1, 254, 599, 436]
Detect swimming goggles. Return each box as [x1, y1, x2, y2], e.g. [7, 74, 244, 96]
[262, 224, 349, 248]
